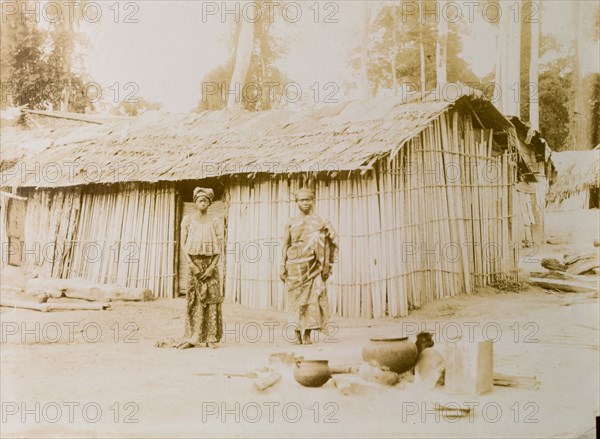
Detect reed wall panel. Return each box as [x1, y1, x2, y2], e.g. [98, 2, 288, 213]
[22, 187, 82, 279]
[64, 183, 178, 298]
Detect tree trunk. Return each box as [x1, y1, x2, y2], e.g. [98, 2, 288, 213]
[435, 0, 448, 86]
[572, 0, 589, 149]
[228, 13, 254, 109]
[419, 0, 426, 90]
[529, 0, 540, 131]
[495, 0, 521, 117]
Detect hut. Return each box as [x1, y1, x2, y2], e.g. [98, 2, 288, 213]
[509, 117, 549, 246]
[1, 93, 525, 318]
[0, 108, 128, 268]
[547, 149, 600, 210]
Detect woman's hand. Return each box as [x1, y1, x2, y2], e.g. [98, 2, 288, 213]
[279, 268, 288, 283]
[322, 265, 331, 281]
[199, 267, 215, 281]
[190, 264, 201, 276]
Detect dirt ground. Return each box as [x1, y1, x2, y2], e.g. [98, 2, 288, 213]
[1, 210, 598, 438]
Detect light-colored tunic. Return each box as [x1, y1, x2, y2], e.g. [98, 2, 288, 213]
[181, 215, 223, 256]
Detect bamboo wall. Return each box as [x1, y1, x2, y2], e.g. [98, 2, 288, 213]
[66, 183, 178, 298]
[22, 187, 82, 279]
[224, 110, 517, 318]
[225, 176, 307, 310]
[375, 111, 517, 316]
[21, 183, 178, 298]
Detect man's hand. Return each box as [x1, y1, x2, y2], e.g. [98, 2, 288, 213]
[280, 268, 288, 283]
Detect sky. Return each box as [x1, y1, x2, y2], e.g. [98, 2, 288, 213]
[77, 0, 600, 113]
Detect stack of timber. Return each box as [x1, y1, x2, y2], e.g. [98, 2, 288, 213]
[533, 246, 600, 292]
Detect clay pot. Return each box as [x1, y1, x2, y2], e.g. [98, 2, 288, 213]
[293, 360, 331, 387]
[362, 337, 418, 374]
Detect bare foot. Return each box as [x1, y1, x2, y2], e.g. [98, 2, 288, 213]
[292, 330, 303, 345]
[302, 330, 313, 345]
[176, 341, 194, 349]
[206, 342, 219, 349]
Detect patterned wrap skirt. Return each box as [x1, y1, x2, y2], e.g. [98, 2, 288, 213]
[183, 254, 223, 345]
[285, 230, 333, 333]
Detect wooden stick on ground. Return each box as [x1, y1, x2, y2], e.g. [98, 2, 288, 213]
[0, 297, 110, 312]
[493, 372, 541, 390]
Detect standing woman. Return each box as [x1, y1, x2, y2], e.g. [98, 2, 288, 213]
[176, 187, 224, 349]
[280, 188, 337, 345]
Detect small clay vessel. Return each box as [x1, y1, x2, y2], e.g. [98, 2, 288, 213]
[293, 360, 332, 387]
[362, 337, 418, 374]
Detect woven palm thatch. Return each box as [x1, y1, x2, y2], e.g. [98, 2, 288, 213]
[2, 94, 506, 188]
[548, 150, 600, 201]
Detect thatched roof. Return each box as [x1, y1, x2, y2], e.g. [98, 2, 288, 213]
[548, 150, 600, 200]
[1, 93, 514, 189]
[0, 108, 130, 171]
[0, 123, 112, 172]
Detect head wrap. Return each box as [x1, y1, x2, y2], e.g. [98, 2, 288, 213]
[193, 187, 214, 204]
[294, 188, 315, 201]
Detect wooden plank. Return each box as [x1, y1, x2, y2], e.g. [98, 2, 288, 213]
[528, 277, 598, 293]
[493, 372, 540, 390]
[0, 297, 110, 312]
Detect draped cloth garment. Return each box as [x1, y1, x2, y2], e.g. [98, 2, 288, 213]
[284, 214, 337, 333]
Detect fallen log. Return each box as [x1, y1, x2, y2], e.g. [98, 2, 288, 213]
[565, 257, 599, 275]
[564, 250, 599, 266]
[26, 278, 153, 302]
[0, 297, 110, 312]
[493, 373, 540, 390]
[528, 276, 598, 293]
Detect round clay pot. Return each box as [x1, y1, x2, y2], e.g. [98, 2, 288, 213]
[362, 337, 418, 374]
[293, 360, 331, 387]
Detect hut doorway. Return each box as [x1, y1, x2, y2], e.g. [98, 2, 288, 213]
[176, 180, 227, 296]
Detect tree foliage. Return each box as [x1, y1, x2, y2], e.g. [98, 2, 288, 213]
[0, 0, 92, 112]
[538, 57, 572, 150]
[348, 0, 479, 97]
